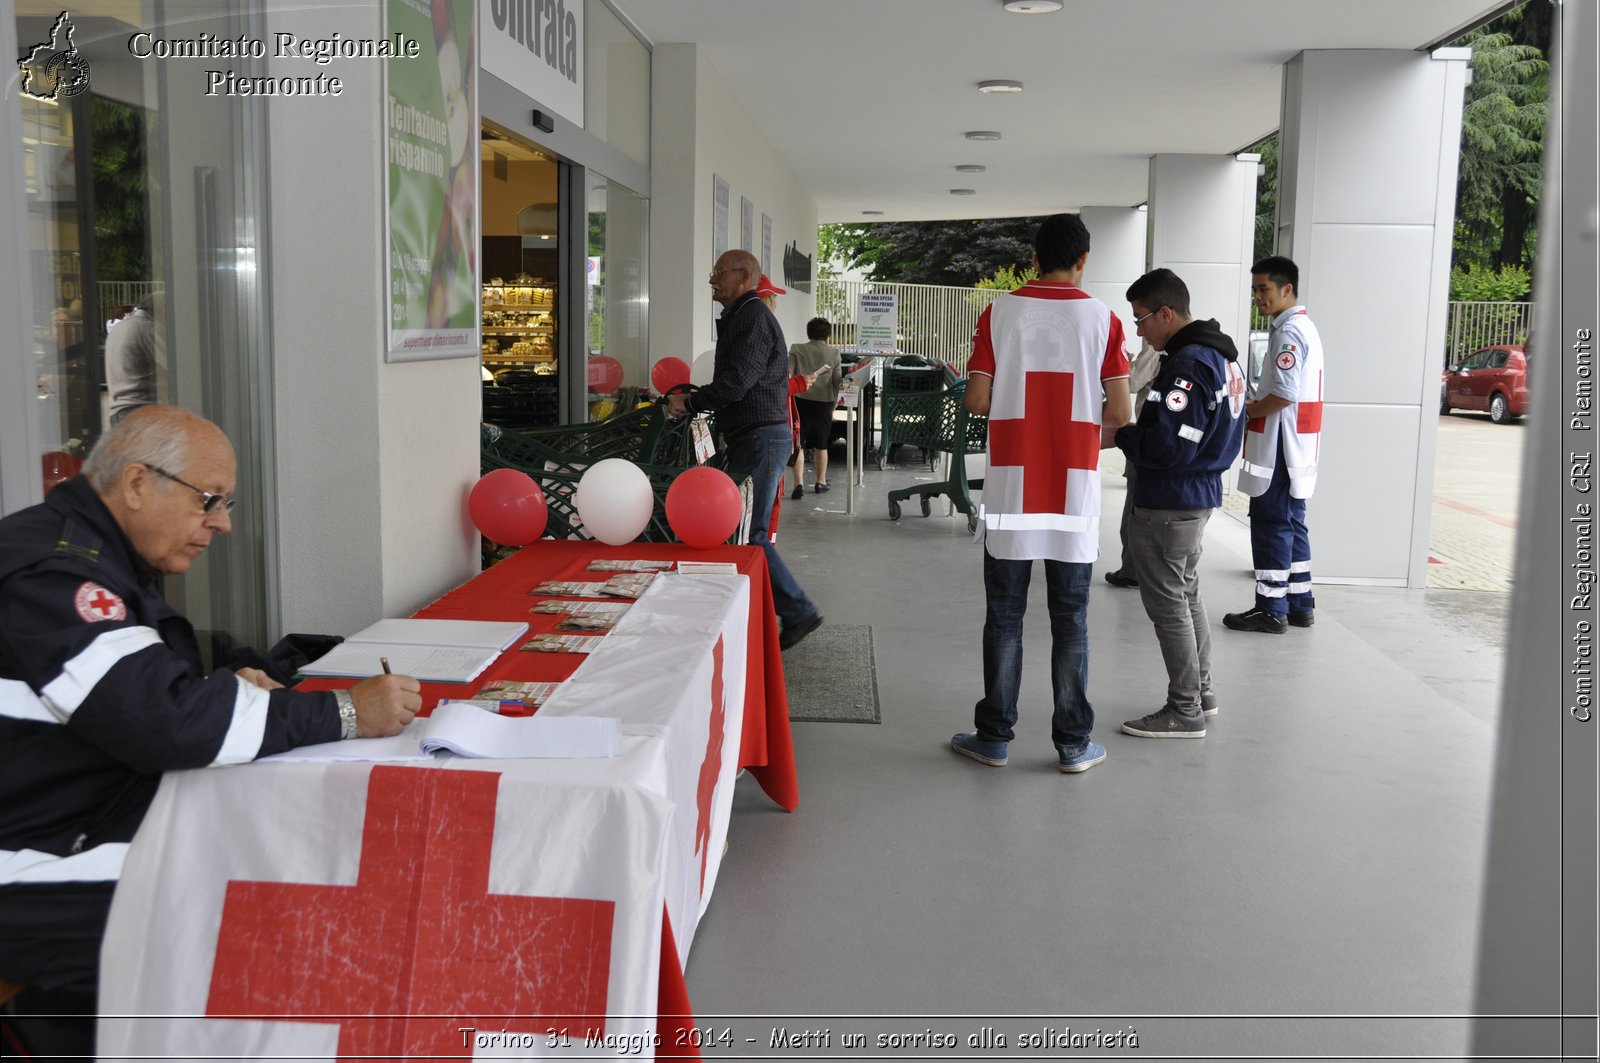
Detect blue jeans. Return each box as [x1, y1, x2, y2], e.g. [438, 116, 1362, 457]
[976, 550, 1095, 750]
[1248, 456, 1314, 616]
[722, 423, 817, 625]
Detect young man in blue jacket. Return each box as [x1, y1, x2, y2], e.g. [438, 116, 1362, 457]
[1113, 269, 1247, 738]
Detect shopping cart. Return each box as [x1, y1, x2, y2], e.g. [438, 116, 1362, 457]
[484, 403, 671, 475]
[876, 356, 949, 469]
[885, 378, 988, 534]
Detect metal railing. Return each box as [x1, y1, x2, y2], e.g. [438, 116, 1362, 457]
[1446, 301, 1533, 366]
[816, 278, 1004, 373]
[98, 280, 163, 311]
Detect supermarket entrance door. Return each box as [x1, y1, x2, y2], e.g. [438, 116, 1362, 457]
[480, 122, 560, 430]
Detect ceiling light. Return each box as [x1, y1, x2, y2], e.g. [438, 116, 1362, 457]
[955, 164, 987, 173]
[964, 130, 1002, 141]
[978, 79, 1024, 94]
[862, 210, 884, 216]
[1003, 0, 1063, 11]
[950, 189, 977, 196]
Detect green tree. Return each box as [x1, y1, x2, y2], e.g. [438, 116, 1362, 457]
[90, 96, 150, 283]
[816, 217, 1045, 286]
[1453, 3, 1549, 274]
[1245, 133, 1278, 266]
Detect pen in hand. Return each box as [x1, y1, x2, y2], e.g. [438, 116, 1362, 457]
[380, 656, 392, 675]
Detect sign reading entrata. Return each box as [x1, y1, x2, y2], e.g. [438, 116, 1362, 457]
[480, 0, 585, 129]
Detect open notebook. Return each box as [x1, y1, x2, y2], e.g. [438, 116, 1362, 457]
[297, 618, 529, 684]
[258, 701, 620, 763]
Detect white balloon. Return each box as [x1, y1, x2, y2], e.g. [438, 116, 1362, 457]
[690, 348, 718, 386]
[574, 458, 655, 546]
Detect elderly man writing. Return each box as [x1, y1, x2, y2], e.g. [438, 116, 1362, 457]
[0, 405, 420, 1054]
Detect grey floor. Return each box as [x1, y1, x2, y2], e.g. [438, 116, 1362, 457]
[684, 456, 1508, 1060]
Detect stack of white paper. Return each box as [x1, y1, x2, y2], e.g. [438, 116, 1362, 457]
[418, 702, 621, 759]
[298, 618, 529, 684]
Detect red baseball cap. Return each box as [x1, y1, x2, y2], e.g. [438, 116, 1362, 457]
[756, 274, 786, 298]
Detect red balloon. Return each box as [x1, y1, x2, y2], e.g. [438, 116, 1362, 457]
[469, 469, 548, 546]
[650, 356, 691, 394]
[41, 451, 81, 495]
[665, 467, 742, 549]
[587, 355, 623, 394]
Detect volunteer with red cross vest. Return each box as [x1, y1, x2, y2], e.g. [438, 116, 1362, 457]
[1224, 256, 1325, 634]
[0, 406, 420, 1053]
[1113, 269, 1247, 738]
[951, 213, 1131, 774]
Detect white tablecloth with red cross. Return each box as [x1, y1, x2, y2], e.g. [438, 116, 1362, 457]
[97, 571, 753, 1061]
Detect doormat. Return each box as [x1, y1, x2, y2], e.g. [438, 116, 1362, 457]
[783, 624, 880, 724]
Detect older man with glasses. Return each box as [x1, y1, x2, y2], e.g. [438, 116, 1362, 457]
[667, 249, 823, 650]
[0, 405, 420, 1057]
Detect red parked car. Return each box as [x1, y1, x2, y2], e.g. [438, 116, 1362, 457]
[1441, 344, 1529, 424]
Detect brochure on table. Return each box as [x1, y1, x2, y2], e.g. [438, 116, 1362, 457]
[298, 618, 529, 683]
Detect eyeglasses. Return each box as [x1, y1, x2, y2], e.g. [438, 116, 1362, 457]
[146, 464, 235, 514]
[1133, 308, 1162, 327]
[708, 267, 745, 279]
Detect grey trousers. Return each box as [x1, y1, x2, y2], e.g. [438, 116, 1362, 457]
[1128, 505, 1213, 719]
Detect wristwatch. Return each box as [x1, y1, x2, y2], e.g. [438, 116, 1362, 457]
[333, 690, 359, 740]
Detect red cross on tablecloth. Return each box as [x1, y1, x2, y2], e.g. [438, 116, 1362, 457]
[206, 765, 615, 1060]
[694, 636, 727, 895]
[986, 371, 1101, 513]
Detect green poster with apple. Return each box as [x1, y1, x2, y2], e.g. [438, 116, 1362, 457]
[385, 0, 476, 360]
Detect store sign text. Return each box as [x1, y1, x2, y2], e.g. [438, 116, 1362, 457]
[489, 0, 578, 85]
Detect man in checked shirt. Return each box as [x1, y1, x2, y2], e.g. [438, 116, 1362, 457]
[667, 249, 823, 650]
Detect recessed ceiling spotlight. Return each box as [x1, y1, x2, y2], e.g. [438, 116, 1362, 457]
[964, 130, 1002, 141]
[862, 210, 885, 216]
[955, 164, 987, 173]
[1003, 0, 1063, 11]
[950, 188, 977, 196]
[978, 79, 1024, 94]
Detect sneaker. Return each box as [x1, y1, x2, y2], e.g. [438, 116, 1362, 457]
[951, 732, 1008, 766]
[778, 611, 823, 651]
[1222, 607, 1287, 634]
[1201, 690, 1219, 718]
[1104, 570, 1139, 589]
[1057, 740, 1107, 773]
[1289, 609, 1315, 628]
[814, 482, 831, 494]
[1121, 706, 1207, 738]
[791, 483, 805, 500]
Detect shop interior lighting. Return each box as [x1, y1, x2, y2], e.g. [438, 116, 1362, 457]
[1002, 0, 1063, 11]
[964, 131, 1002, 141]
[955, 164, 987, 173]
[978, 79, 1024, 94]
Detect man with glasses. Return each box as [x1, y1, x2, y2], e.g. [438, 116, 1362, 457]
[1114, 269, 1247, 738]
[0, 405, 421, 1055]
[666, 249, 823, 650]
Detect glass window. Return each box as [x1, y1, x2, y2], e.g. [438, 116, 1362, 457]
[584, 0, 649, 168]
[12, 4, 274, 655]
[585, 174, 649, 418]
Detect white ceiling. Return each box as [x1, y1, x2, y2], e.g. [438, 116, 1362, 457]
[613, 0, 1510, 222]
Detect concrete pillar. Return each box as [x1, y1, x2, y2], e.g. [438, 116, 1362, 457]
[1276, 48, 1470, 587]
[1078, 206, 1147, 318]
[1145, 154, 1258, 354]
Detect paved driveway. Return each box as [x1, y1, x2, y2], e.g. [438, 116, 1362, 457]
[1428, 412, 1524, 590]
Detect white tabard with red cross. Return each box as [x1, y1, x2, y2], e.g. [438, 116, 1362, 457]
[975, 289, 1125, 562]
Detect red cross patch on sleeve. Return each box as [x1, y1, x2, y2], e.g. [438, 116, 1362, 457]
[1276, 351, 1297, 371]
[1164, 390, 1189, 412]
[75, 581, 128, 623]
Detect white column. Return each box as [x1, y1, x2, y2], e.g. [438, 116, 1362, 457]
[1145, 154, 1257, 351]
[1276, 48, 1470, 588]
[1078, 206, 1147, 319]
